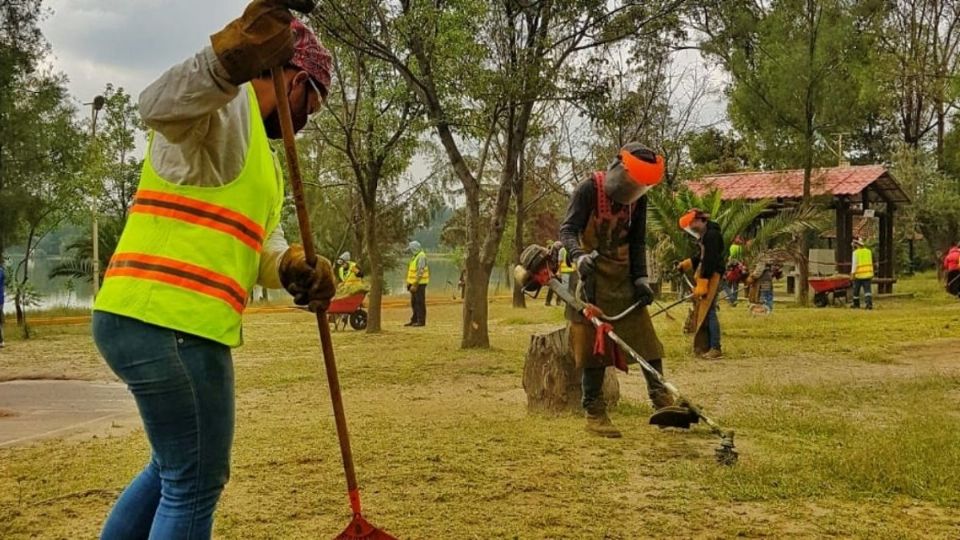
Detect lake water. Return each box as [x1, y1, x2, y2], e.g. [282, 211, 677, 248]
[2, 255, 510, 313]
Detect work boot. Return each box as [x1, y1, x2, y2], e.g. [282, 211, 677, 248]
[702, 348, 724, 360]
[585, 410, 622, 438]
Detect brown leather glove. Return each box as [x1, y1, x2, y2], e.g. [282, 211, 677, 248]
[211, 0, 316, 86]
[279, 244, 336, 312]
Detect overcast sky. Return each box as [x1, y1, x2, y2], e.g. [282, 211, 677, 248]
[42, 0, 241, 105]
[40, 0, 726, 169]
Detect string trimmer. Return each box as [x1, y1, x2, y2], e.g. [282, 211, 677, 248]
[514, 245, 738, 465]
[270, 10, 397, 537]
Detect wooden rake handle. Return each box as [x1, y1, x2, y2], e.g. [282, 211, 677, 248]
[270, 68, 362, 514]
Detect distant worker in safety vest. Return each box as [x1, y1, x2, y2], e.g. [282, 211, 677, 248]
[723, 236, 745, 306]
[558, 241, 578, 297]
[405, 240, 430, 327]
[943, 243, 960, 298]
[335, 251, 363, 287]
[91, 5, 336, 538]
[850, 237, 874, 310]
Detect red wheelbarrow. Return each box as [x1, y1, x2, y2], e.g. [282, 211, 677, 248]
[809, 275, 852, 308]
[327, 292, 369, 330]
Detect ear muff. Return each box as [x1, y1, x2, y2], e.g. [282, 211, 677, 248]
[620, 149, 665, 187]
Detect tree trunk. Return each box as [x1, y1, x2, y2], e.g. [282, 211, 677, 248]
[461, 186, 490, 348]
[522, 327, 619, 413]
[363, 207, 383, 333]
[512, 145, 527, 308]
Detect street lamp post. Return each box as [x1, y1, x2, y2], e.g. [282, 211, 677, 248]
[86, 96, 106, 298]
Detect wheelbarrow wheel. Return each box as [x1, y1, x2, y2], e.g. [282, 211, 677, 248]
[813, 292, 829, 308]
[350, 308, 368, 330]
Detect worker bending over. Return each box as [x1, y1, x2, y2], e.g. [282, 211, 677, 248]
[92, 3, 335, 538]
[559, 142, 674, 438]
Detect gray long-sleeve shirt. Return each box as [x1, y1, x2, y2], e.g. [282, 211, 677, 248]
[138, 46, 288, 290]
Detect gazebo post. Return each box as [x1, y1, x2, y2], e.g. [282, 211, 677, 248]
[835, 199, 852, 274]
[880, 203, 896, 293]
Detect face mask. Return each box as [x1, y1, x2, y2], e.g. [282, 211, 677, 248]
[264, 79, 311, 140]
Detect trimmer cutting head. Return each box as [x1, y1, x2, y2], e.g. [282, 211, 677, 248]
[715, 432, 738, 466]
[648, 406, 700, 430]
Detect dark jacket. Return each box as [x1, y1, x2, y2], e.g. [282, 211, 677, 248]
[558, 176, 648, 279]
[690, 221, 725, 278]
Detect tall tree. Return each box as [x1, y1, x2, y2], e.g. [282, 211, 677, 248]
[306, 27, 425, 332]
[870, 0, 960, 168]
[316, 0, 687, 347]
[692, 0, 876, 305]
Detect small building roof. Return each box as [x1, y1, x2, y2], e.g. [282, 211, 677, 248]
[690, 165, 910, 204]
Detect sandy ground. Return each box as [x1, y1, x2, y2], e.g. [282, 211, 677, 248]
[1, 280, 960, 538]
[0, 380, 137, 448]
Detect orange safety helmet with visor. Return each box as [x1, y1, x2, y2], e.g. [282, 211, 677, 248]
[603, 142, 666, 205]
[678, 208, 710, 239]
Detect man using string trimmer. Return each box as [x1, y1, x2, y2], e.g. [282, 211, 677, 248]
[557, 142, 684, 438]
[676, 209, 726, 359]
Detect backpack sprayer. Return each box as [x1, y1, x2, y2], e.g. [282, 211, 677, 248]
[514, 244, 738, 466]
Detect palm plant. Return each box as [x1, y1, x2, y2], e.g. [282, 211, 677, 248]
[646, 186, 821, 275]
[48, 218, 122, 284]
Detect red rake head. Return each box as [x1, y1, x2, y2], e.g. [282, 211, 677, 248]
[335, 514, 397, 540]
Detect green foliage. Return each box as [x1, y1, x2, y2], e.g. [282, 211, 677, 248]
[646, 186, 819, 272]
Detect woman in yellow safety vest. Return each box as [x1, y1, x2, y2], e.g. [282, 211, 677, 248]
[850, 238, 874, 310]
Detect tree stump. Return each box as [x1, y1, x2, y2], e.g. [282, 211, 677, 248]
[522, 326, 619, 414]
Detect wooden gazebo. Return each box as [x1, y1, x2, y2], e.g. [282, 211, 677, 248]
[690, 165, 911, 293]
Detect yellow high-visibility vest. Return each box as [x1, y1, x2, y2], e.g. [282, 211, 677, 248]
[852, 247, 875, 280]
[406, 251, 430, 285]
[338, 261, 362, 286]
[94, 85, 283, 347]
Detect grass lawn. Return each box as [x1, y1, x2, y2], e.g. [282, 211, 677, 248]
[2, 273, 960, 538]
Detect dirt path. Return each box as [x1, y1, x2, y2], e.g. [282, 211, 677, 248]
[0, 380, 137, 448]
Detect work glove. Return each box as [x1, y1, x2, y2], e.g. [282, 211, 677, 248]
[279, 244, 336, 312]
[211, 0, 317, 86]
[633, 277, 655, 307]
[675, 258, 693, 273]
[409, 283, 420, 294]
[576, 251, 599, 281]
[694, 278, 710, 299]
[745, 276, 756, 286]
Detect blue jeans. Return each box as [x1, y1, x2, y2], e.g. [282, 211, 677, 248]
[93, 311, 234, 540]
[705, 299, 721, 350]
[723, 282, 738, 305]
[852, 279, 873, 308]
[761, 290, 774, 311]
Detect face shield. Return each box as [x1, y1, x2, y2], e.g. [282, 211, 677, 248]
[603, 148, 666, 205]
[678, 209, 706, 239]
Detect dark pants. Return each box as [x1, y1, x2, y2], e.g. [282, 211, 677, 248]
[947, 270, 960, 297]
[93, 312, 234, 540]
[582, 359, 666, 412]
[852, 278, 873, 309]
[409, 284, 427, 324]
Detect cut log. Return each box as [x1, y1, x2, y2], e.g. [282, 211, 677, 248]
[522, 326, 619, 414]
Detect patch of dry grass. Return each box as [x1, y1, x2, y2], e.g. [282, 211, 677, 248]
[1, 274, 960, 538]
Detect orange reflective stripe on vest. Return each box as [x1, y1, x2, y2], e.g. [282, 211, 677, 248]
[106, 253, 247, 313]
[130, 190, 266, 252]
